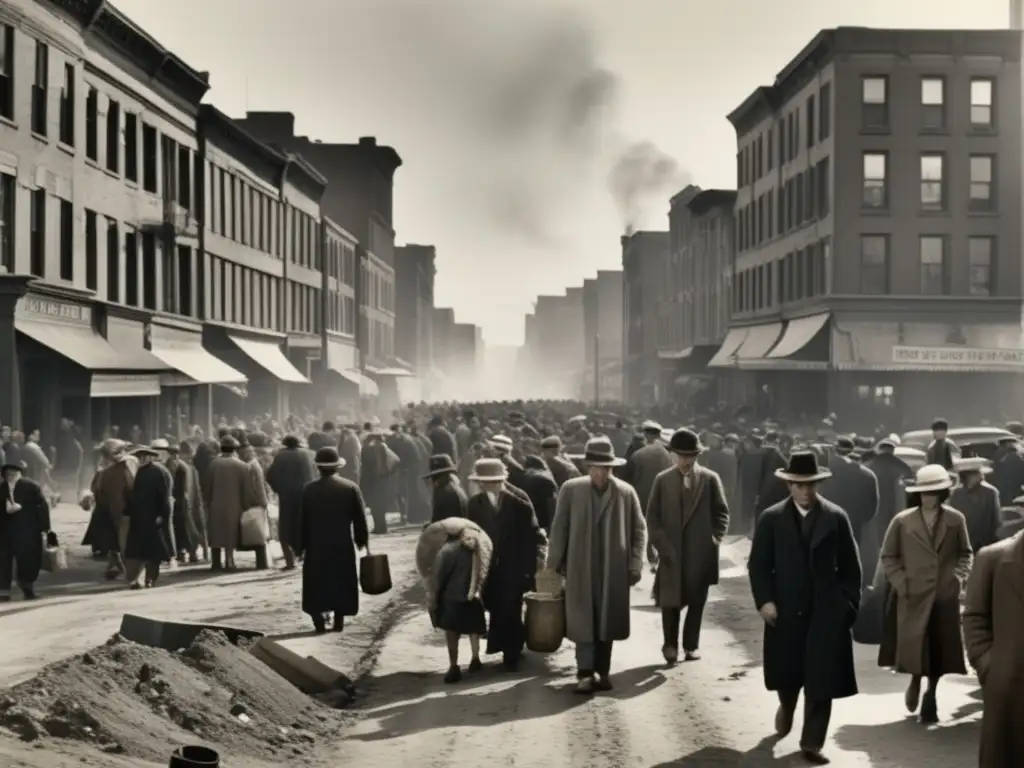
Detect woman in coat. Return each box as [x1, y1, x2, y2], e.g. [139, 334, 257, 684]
[878, 463, 973, 724]
[298, 447, 369, 634]
[204, 436, 260, 572]
[266, 435, 316, 570]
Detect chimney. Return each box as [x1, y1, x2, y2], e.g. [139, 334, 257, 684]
[620, 234, 630, 248]
[358, 136, 377, 147]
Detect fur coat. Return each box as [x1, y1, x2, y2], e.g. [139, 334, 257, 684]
[417, 517, 493, 609]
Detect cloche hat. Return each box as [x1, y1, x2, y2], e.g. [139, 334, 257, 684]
[905, 464, 954, 494]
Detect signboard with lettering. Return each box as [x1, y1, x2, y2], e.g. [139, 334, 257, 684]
[891, 345, 1024, 368]
[19, 297, 91, 324]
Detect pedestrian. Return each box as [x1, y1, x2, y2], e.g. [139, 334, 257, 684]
[266, 435, 316, 570]
[698, 426, 739, 519]
[360, 427, 399, 534]
[298, 447, 369, 634]
[85, 440, 135, 579]
[429, 521, 492, 683]
[539, 435, 580, 488]
[962, 530, 1024, 767]
[862, 438, 913, 586]
[546, 438, 646, 694]
[123, 445, 174, 589]
[747, 450, 862, 765]
[238, 436, 271, 570]
[165, 441, 203, 564]
[0, 460, 51, 601]
[647, 428, 730, 664]
[518, 455, 558, 533]
[819, 436, 880, 550]
[948, 456, 1001, 554]
[623, 420, 673, 569]
[173, 441, 207, 563]
[465, 457, 546, 671]
[425, 454, 468, 524]
[925, 418, 957, 470]
[878, 463, 972, 724]
[204, 435, 260, 572]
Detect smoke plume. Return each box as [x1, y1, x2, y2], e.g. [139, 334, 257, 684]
[609, 141, 689, 236]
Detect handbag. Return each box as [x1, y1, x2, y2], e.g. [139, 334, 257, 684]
[360, 542, 393, 595]
[41, 531, 68, 573]
[239, 507, 270, 548]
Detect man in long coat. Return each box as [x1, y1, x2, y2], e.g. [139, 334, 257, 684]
[748, 451, 862, 765]
[0, 461, 51, 600]
[239, 438, 271, 570]
[266, 435, 316, 570]
[949, 457, 1002, 554]
[863, 438, 913, 585]
[519, 456, 558, 533]
[360, 430, 399, 534]
[820, 436, 879, 549]
[86, 440, 136, 579]
[466, 457, 546, 671]
[546, 438, 646, 694]
[299, 447, 370, 634]
[963, 531, 1024, 767]
[426, 455, 468, 523]
[167, 442, 205, 564]
[698, 428, 739, 519]
[337, 424, 362, 485]
[123, 446, 173, 589]
[648, 429, 730, 663]
[623, 421, 672, 566]
[539, 435, 580, 489]
[204, 436, 260, 571]
[427, 415, 457, 462]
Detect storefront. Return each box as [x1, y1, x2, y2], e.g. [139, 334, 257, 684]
[657, 347, 716, 409]
[322, 337, 376, 420]
[366, 362, 417, 413]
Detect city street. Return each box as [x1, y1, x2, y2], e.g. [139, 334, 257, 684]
[331, 542, 984, 768]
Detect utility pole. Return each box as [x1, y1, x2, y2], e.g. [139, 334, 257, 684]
[593, 333, 600, 407]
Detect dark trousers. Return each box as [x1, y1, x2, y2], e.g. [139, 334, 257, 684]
[0, 540, 33, 594]
[778, 688, 832, 751]
[575, 640, 613, 678]
[210, 546, 267, 569]
[661, 587, 709, 652]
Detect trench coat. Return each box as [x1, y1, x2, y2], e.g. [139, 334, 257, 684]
[819, 455, 879, 545]
[647, 466, 730, 608]
[748, 496, 862, 700]
[430, 476, 468, 523]
[546, 476, 647, 644]
[124, 462, 174, 562]
[204, 454, 260, 549]
[0, 478, 50, 584]
[266, 447, 317, 550]
[299, 474, 369, 616]
[878, 505, 972, 676]
[624, 441, 673, 512]
[963, 532, 1024, 768]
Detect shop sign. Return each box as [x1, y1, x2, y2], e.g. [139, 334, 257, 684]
[21, 297, 91, 324]
[891, 345, 1024, 367]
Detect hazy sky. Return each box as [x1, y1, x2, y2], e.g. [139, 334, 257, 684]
[116, 0, 1009, 345]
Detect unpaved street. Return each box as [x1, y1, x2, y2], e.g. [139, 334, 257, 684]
[332, 542, 984, 767]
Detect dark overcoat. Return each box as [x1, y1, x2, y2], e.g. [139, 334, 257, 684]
[698, 448, 739, 517]
[0, 478, 50, 583]
[169, 459, 204, 554]
[543, 454, 580, 489]
[266, 447, 317, 550]
[298, 474, 369, 616]
[748, 496, 862, 700]
[519, 468, 558, 532]
[428, 425, 457, 462]
[124, 462, 174, 562]
[755, 446, 789, 520]
[990, 450, 1024, 511]
[624, 441, 673, 512]
[819, 454, 879, 544]
[430, 477, 468, 523]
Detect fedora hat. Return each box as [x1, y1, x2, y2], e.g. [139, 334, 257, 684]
[314, 447, 346, 469]
[641, 420, 663, 434]
[469, 457, 508, 483]
[1, 461, 24, 474]
[539, 435, 562, 450]
[905, 464, 954, 494]
[489, 434, 514, 454]
[775, 451, 832, 483]
[149, 438, 171, 451]
[569, 438, 625, 467]
[131, 445, 159, 457]
[668, 428, 704, 456]
[422, 454, 457, 479]
[952, 456, 992, 475]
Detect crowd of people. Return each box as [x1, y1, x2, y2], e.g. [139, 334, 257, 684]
[0, 401, 1021, 766]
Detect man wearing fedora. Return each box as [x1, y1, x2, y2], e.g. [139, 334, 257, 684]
[949, 456, 1001, 555]
[266, 435, 317, 570]
[123, 445, 174, 589]
[819, 436, 879, 558]
[623, 420, 673, 569]
[0, 460, 51, 601]
[539, 435, 580, 489]
[466, 457, 546, 671]
[426, 454, 468, 524]
[547, 437, 646, 693]
[647, 428, 730, 664]
[748, 451, 862, 765]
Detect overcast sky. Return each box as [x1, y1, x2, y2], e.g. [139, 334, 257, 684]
[116, 0, 1009, 346]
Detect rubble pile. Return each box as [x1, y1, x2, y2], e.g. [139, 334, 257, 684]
[0, 630, 350, 764]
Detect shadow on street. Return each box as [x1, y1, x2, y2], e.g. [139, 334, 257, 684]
[834, 712, 979, 764]
[650, 736, 809, 766]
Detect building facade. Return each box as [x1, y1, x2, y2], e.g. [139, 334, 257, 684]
[394, 243, 436, 401]
[719, 27, 1023, 426]
[320, 216, 368, 407]
[581, 270, 624, 403]
[622, 230, 670, 404]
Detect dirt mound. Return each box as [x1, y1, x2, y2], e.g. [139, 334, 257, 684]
[0, 630, 350, 764]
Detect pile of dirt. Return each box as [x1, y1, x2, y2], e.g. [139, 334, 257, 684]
[0, 630, 351, 764]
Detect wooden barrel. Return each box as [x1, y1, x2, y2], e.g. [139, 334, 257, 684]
[524, 592, 565, 653]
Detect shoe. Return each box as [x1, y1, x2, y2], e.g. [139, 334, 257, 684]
[774, 705, 793, 737]
[920, 690, 938, 723]
[443, 666, 462, 684]
[502, 654, 520, 672]
[662, 645, 678, 664]
[574, 676, 594, 695]
[468, 658, 482, 673]
[684, 650, 701, 661]
[800, 748, 830, 764]
[904, 677, 921, 713]
[22, 589, 36, 600]
[594, 675, 613, 691]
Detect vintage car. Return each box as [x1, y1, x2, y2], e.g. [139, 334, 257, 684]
[898, 426, 1017, 460]
[893, 445, 927, 470]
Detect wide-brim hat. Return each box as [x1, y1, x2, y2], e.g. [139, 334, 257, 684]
[539, 435, 562, 450]
[422, 454, 458, 479]
[469, 457, 508, 482]
[314, 446, 346, 469]
[149, 438, 171, 451]
[905, 464, 954, 494]
[489, 435, 514, 453]
[775, 451, 832, 483]
[568, 438, 625, 467]
[668, 428, 704, 456]
[640, 420, 662, 434]
[952, 457, 992, 475]
[1, 461, 24, 473]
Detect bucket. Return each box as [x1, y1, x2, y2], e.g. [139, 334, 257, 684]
[524, 592, 565, 653]
[169, 745, 219, 767]
[359, 544, 393, 595]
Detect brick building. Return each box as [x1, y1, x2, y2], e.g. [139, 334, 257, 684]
[394, 243, 436, 400]
[581, 270, 624, 403]
[622, 230, 670, 404]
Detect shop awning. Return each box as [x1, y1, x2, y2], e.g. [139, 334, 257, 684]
[368, 366, 414, 378]
[90, 374, 162, 398]
[326, 363, 379, 396]
[229, 335, 309, 383]
[657, 348, 693, 360]
[17, 317, 136, 369]
[707, 328, 749, 368]
[150, 344, 247, 386]
[768, 313, 830, 359]
[735, 322, 783, 360]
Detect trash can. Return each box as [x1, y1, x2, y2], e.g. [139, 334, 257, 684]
[169, 745, 219, 767]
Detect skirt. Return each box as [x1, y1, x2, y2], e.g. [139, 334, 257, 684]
[437, 598, 487, 636]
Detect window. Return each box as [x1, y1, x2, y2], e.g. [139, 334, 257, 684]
[30, 189, 45, 277]
[124, 112, 137, 181]
[862, 152, 887, 208]
[142, 123, 157, 193]
[141, 231, 156, 310]
[969, 155, 994, 211]
[806, 94, 815, 148]
[861, 76, 888, 129]
[920, 77, 945, 130]
[0, 173, 12, 273]
[860, 236, 888, 295]
[969, 237, 993, 296]
[125, 228, 138, 306]
[177, 146, 191, 211]
[819, 82, 831, 140]
[919, 236, 946, 295]
[85, 88, 98, 160]
[161, 135, 178, 201]
[31, 42, 48, 136]
[59, 63, 74, 145]
[84, 209, 97, 290]
[816, 157, 830, 217]
[105, 99, 120, 173]
[0, 24, 14, 120]
[970, 78, 994, 128]
[920, 154, 945, 210]
[106, 219, 119, 302]
[59, 199, 72, 281]
[178, 245, 193, 317]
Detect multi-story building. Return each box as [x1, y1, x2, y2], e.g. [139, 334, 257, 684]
[720, 28, 1022, 425]
[320, 216, 370, 404]
[663, 186, 736, 405]
[432, 306, 455, 378]
[622, 230, 670, 404]
[394, 243, 436, 400]
[580, 270, 625, 403]
[233, 113, 402, 380]
[0, 0, 218, 442]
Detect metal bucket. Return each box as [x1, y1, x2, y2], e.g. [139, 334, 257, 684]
[169, 745, 219, 767]
[360, 550, 393, 595]
[524, 592, 565, 653]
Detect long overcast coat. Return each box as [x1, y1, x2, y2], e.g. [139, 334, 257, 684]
[204, 453, 260, 549]
[546, 476, 647, 643]
[266, 446, 317, 551]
